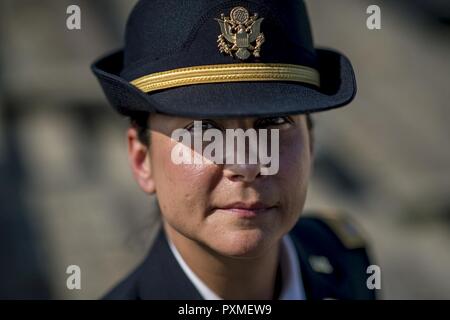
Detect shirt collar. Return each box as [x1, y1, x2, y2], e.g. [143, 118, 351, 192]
[168, 234, 306, 300]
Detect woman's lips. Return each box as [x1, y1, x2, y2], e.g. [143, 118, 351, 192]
[215, 202, 277, 218]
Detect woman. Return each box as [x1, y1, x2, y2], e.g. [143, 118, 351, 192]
[92, 0, 375, 300]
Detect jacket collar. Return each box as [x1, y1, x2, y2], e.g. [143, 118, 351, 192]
[137, 227, 333, 300]
[137, 228, 203, 300]
[290, 235, 338, 300]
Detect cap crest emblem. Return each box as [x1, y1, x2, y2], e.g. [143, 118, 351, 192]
[215, 7, 265, 60]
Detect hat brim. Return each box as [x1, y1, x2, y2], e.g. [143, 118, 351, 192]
[91, 48, 356, 118]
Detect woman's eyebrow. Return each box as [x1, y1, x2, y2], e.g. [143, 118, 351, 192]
[175, 117, 275, 130]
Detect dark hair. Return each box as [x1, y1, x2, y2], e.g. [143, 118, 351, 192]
[129, 112, 314, 146]
[128, 111, 151, 146]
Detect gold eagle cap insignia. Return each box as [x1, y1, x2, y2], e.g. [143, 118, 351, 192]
[215, 7, 265, 60]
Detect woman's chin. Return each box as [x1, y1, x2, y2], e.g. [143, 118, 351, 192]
[210, 229, 276, 258]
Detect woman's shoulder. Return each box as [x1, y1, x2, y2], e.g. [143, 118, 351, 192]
[293, 208, 371, 251]
[101, 229, 203, 300]
[290, 208, 377, 299]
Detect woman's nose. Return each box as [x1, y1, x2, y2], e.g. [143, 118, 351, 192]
[223, 163, 262, 182]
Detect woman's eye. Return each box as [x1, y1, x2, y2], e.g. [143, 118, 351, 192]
[185, 120, 221, 132]
[256, 116, 293, 128]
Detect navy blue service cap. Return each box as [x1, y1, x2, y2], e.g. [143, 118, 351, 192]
[91, 0, 357, 118]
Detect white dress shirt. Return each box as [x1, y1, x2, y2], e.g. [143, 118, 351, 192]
[168, 234, 306, 300]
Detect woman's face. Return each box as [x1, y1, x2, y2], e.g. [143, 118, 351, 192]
[142, 113, 312, 258]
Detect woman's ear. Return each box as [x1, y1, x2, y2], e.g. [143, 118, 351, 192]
[309, 129, 315, 158]
[306, 123, 315, 180]
[127, 127, 156, 194]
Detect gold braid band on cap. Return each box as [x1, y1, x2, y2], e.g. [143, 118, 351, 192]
[130, 63, 320, 93]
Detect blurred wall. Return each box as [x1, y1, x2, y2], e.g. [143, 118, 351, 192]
[0, 0, 449, 299]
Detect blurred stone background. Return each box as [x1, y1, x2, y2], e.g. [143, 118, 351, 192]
[0, 0, 449, 299]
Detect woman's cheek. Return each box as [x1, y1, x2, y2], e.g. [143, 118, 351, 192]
[277, 134, 311, 217]
[156, 142, 219, 212]
[278, 133, 310, 182]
